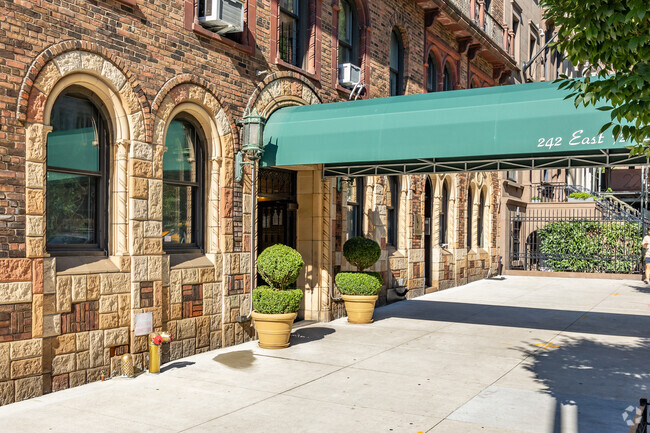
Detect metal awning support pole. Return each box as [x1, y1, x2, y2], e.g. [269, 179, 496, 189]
[523, 33, 557, 75]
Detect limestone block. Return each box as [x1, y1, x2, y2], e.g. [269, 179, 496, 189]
[0, 380, 14, 406]
[131, 159, 152, 178]
[26, 188, 44, 215]
[53, 334, 76, 355]
[210, 314, 222, 332]
[153, 144, 164, 178]
[43, 258, 56, 294]
[0, 282, 32, 304]
[54, 50, 82, 75]
[86, 367, 104, 382]
[131, 141, 153, 161]
[32, 294, 43, 337]
[56, 276, 72, 313]
[25, 161, 44, 188]
[144, 238, 162, 255]
[120, 84, 141, 115]
[99, 295, 118, 314]
[89, 330, 104, 368]
[43, 314, 61, 337]
[176, 318, 196, 339]
[169, 341, 183, 361]
[26, 236, 45, 258]
[210, 331, 222, 350]
[52, 353, 76, 375]
[130, 176, 148, 200]
[10, 339, 42, 360]
[33, 61, 61, 95]
[143, 221, 162, 239]
[199, 267, 215, 283]
[87, 275, 100, 300]
[131, 198, 148, 221]
[26, 215, 44, 237]
[129, 111, 146, 142]
[101, 60, 126, 90]
[71, 275, 87, 303]
[80, 51, 103, 74]
[0, 343, 9, 380]
[77, 351, 90, 370]
[11, 356, 41, 380]
[76, 332, 90, 351]
[99, 313, 119, 329]
[110, 356, 122, 377]
[69, 370, 86, 388]
[14, 376, 43, 402]
[196, 316, 210, 348]
[181, 268, 199, 285]
[171, 304, 182, 320]
[117, 294, 130, 327]
[100, 273, 130, 295]
[148, 256, 162, 281]
[104, 327, 129, 347]
[148, 180, 163, 220]
[153, 281, 162, 308]
[223, 323, 234, 347]
[182, 338, 196, 358]
[131, 256, 148, 283]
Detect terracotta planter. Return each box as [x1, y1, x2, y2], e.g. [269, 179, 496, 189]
[341, 294, 378, 324]
[251, 311, 297, 349]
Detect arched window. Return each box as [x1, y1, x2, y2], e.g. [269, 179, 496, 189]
[443, 62, 454, 91]
[346, 177, 364, 238]
[163, 116, 204, 250]
[427, 52, 437, 92]
[478, 191, 486, 248]
[467, 187, 473, 248]
[387, 176, 399, 247]
[389, 29, 404, 96]
[46, 92, 109, 251]
[338, 0, 359, 65]
[440, 182, 449, 245]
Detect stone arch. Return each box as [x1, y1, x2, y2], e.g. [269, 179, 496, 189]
[153, 81, 236, 255]
[22, 47, 146, 258]
[442, 56, 459, 90]
[248, 73, 322, 118]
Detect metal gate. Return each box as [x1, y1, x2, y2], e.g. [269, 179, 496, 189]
[509, 208, 643, 274]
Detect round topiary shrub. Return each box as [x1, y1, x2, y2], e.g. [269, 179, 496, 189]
[335, 271, 383, 296]
[253, 286, 303, 314]
[257, 244, 305, 290]
[343, 236, 381, 271]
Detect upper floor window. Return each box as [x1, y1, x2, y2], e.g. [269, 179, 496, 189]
[387, 176, 400, 247]
[440, 182, 449, 245]
[163, 117, 205, 250]
[427, 52, 437, 92]
[338, 0, 358, 65]
[346, 177, 364, 238]
[443, 62, 454, 91]
[46, 92, 109, 252]
[280, 0, 310, 68]
[389, 29, 404, 96]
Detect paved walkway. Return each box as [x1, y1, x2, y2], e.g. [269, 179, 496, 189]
[2, 276, 650, 433]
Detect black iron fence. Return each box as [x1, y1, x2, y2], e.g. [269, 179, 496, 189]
[628, 398, 648, 433]
[509, 208, 643, 274]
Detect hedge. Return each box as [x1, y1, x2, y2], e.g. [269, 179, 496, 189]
[537, 220, 641, 273]
[257, 244, 305, 290]
[334, 271, 383, 296]
[343, 237, 381, 271]
[253, 286, 303, 314]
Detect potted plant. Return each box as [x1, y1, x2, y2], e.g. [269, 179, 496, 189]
[531, 196, 542, 203]
[335, 236, 383, 324]
[568, 192, 595, 202]
[252, 244, 304, 349]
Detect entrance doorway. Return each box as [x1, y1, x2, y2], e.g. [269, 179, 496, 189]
[424, 177, 433, 287]
[257, 167, 297, 253]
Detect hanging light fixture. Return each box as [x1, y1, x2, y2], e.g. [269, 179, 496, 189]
[236, 108, 266, 182]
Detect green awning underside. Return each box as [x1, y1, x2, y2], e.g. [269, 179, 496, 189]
[261, 80, 646, 177]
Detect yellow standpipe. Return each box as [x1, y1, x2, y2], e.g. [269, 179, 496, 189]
[148, 331, 172, 374]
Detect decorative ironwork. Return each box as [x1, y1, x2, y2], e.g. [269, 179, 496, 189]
[258, 168, 295, 199]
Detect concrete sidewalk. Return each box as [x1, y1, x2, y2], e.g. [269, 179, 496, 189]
[1, 276, 649, 433]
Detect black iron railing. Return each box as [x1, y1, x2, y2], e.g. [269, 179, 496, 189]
[628, 398, 648, 433]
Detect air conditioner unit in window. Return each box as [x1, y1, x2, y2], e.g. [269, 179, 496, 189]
[338, 63, 361, 89]
[198, 0, 245, 34]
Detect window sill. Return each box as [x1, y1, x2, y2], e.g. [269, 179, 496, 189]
[115, 0, 137, 6]
[274, 57, 320, 83]
[504, 179, 524, 190]
[56, 256, 120, 275]
[169, 252, 214, 270]
[191, 23, 255, 55]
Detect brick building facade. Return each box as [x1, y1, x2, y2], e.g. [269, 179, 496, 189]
[0, 0, 519, 404]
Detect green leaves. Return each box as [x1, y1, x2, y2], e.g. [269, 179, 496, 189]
[543, 0, 650, 151]
[334, 271, 384, 296]
[257, 244, 305, 290]
[342, 236, 381, 271]
[253, 286, 303, 314]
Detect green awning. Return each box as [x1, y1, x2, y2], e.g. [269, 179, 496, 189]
[261, 80, 645, 176]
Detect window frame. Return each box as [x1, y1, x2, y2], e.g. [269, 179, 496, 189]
[427, 51, 438, 92]
[162, 116, 206, 253]
[440, 182, 449, 246]
[386, 176, 399, 247]
[338, 0, 358, 66]
[46, 92, 110, 255]
[389, 29, 404, 96]
[478, 191, 486, 248]
[443, 61, 454, 91]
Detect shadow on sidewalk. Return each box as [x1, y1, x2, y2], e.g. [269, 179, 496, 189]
[160, 361, 196, 373]
[290, 327, 335, 346]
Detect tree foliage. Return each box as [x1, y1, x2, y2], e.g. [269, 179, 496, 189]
[542, 0, 649, 151]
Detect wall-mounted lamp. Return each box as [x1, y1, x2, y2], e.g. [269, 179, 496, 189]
[235, 108, 266, 182]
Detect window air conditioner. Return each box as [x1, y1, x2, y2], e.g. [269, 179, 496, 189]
[198, 0, 245, 34]
[338, 63, 361, 89]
